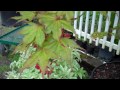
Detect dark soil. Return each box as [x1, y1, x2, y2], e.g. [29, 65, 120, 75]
[91, 62, 120, 79]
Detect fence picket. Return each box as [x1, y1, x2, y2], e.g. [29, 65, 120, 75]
[102, 11, 111, 49]
[95, 13, 103, 46]
[84, 11, 90, 41]
[116, 40, 120, 55]
[89, 11, 96, 43]
[109, 11, 119, 52]
[78, 11, 84, 39]
[74, 11, 120, 55]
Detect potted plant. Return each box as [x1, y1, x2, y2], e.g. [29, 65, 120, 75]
[90, 61, 120, 79]
[5, 11, 88, 79]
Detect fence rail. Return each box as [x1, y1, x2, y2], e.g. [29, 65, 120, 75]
[74, 11, 120, 55]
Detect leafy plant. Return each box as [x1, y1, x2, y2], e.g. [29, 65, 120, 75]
[0, 65, 10, 73]
[6, 47, 88, 79]
[12, 11, 80, 75]
[91, 31, 108, 39]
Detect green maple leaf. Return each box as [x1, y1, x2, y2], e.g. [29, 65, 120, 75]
[53, 42, 73, 64]
[19, 23, 36, 35]
[46, 20, 62, 40]
[43, 39, 58, 52]
[20, 23, 45, 46]
[52, 21, 62, 40]
[34, 26, 45, 47]
[60, 47, 73, 65]
[60, 38, 80, 48]
[13, 43, 28, 54]
[60, 20, 74, 32]
[57, 11, 74, 20]
[41, 15, 55, 25]
[23, 30, 36, 45]
[37, 50, 50, 73]
[12, 11, 35, 21]
[19, 51, 40, 72]
[41, 13, 74, 40]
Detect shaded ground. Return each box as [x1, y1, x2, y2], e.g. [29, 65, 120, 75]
[0, 56, 11, 79]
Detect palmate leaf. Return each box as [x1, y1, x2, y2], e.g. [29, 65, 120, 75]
[60, 38, 80, 48]
[47, 20, 74, 40]
[41, 15, 55, 25]
[21, 23, 45, 46]
[13, 43, 28, 54]
[41, 15, 57, 34]
[19, 51, 40, 72]
[23, 31, 36, 45]
[35, 26, 45, 47]
[20, 23, 37, 45]
[14, 11, 35, 21]
[60, 20, 74, 33]
[57, 11, 74, 20]
[19, 23, 38, 38]
[44, 39, 75, 64]
[43, 39, 58, 52]
[52, 42, 73, 64]
[44, 39, 72, 64]
[37, 50, 50, 73]
[41, 11, 57, 17]
[45, 20, 62, 40]
[41, 50, 55, 72]
[19, 24, 36, 35]
[43, 38, 60, 59]
[41, 14, 74, 40]
[44, 23, 54, 34]
[60, 47, 73, 65]
[52, 21, 62, 40]
[20, 48, 57, 73]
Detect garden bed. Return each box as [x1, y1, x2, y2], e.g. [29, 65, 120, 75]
[0, 52, 101, 79]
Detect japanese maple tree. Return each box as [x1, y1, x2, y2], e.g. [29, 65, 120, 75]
[12, 11, 80, 75]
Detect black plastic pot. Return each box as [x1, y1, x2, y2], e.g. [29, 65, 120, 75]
[90, 61, 120, 79]
[98, 47, 115, 62]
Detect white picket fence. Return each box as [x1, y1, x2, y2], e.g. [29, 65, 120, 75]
[74, 11, 120, 55]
